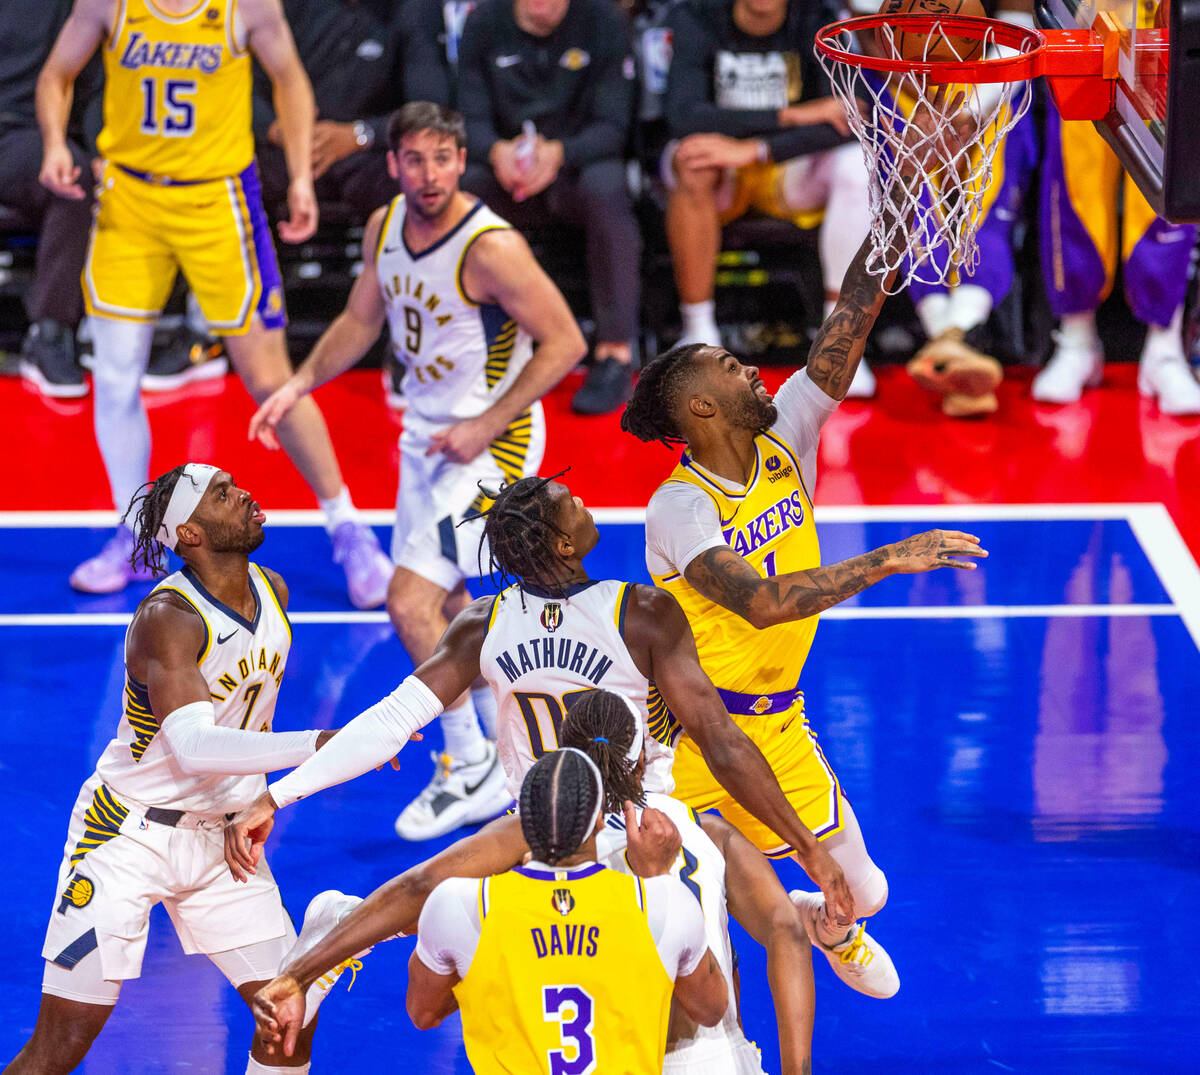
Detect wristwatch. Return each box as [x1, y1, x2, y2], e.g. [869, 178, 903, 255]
[353, 121, 375, 149]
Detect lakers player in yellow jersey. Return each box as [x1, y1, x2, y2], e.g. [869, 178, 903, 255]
[5, 463, 352, 1074]
[622, 232, 987, 998]
[35, 0, 393, 609]
[408, 748, 727, 1074]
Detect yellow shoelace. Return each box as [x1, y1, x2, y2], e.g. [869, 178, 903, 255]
[317, 958, 363, 992]
[838, 924, 874, 968]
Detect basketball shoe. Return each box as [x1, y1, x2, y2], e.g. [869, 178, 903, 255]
[331, 521, 393, 610]
[394, 742, 512, 841]
[69, 527, 157, 594]
[789, 889, 900, 999]
[1031, 331, 1103, 404]
[285, 890, 372, 1027]
[1138, 351, 1200, 416]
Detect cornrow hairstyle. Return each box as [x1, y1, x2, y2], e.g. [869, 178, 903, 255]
[472, 470, 573, 600]
[619, 342, 709, 448]
[124, 465, 188, 577]
[560, 691, 646, 815]
[519, 749, 603, 866]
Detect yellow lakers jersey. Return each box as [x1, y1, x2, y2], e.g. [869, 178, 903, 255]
[651, 432, 821, 696]
[455, 864, 673, 1074]
[98, 0, 252, 180]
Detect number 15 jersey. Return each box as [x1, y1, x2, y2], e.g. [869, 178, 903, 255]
[478, 580, 676, 799]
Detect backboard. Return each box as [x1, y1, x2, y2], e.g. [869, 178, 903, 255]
[1036, 0, 1200, 222]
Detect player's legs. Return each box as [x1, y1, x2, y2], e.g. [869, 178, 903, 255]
[4, 991, 116, 1074]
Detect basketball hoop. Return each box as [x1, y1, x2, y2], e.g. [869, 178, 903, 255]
[815, 14, 1116, 292]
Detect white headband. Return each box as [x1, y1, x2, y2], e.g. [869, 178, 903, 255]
[158, 463, 220, 551]
[560, 747, 605, 837]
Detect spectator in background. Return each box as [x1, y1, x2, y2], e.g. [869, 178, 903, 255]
[1033, 98, 1200, 415]
[457, 0, 642, 415]
[1, 0, 98, 399]
[401, 0, 478, 107]
[253, 0, 408, 220]
[663, 0, 875, 398]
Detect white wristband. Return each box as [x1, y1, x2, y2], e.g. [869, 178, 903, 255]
[268, 675, 444, 808]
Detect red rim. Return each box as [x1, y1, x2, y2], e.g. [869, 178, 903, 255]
[814, 14, 1047, 83]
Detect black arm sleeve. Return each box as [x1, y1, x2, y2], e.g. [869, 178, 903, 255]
[763, 124, 848, 161]
[558, 8, 635, 167]
[457, 9, 501, 163]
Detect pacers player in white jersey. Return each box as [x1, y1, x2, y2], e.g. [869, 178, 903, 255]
[36, 0, 393, 609]
[6, 464, 351, 1075]
[249, 101, 585, 842]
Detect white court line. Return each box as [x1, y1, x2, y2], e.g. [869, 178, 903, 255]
[1125, 503, 1200, 652]
[0, 604, 1177, 628]
[0, 503, 1167, 528]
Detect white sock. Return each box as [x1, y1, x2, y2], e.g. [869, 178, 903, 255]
[246, 1057, 309, 1074]
[318, 486, 359, 536]
[185, 289, 209, 336]
[680, 300, 718, 343]
[1141, 306, 1184, 365]
[90, 316, 156, 517]
[440, 700, 486, 763]
[915, 293, 951, 339]
[471, 685, 498, 739]
[945, 284, 993, 333]
[1058, 311, 1099, 349]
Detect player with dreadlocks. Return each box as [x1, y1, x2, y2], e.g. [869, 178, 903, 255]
[406, 749, 726, 1072]
[621, 230, 990, 1004]
[9, 463, 362, 1075]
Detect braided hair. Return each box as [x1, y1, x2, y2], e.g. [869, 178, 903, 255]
[561, 691, 645, 815]
[619, 343, 709, 448]
[474, 471, 572, 598]
[519, 749, 604, 865]
[125, 465, 188, 577]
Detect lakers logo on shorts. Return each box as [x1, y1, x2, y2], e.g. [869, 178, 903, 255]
[551, 888, 576, 916]
[752, 696, 773, 715]
[57, 873, 95, 915]
[540, 603, 563, 632]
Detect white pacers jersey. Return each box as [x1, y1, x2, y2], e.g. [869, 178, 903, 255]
[597, 793, 741, 1044]
[374, 195, 535, 428]
[94, 564, 291, 816]
[478, 580, 675, 799]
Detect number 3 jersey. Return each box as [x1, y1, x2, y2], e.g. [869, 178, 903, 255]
[478, 580, 676, 799]
[373, 195, 535, 431]
[94, 564, 291, 815]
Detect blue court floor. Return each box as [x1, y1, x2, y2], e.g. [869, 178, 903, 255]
[1, 506, 1198, 1073]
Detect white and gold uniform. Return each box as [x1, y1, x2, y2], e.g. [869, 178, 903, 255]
[41, 565, 296, 1002]
[374, 195, 546, 590]
[479, 579, 675, 799]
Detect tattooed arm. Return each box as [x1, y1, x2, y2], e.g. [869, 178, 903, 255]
[684, 529, 987, 629]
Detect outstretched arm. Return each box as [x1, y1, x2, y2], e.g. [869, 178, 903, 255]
[626, 586, 854, 925]
[703, 814, 814, 1075]
[684, 529, 987, 630]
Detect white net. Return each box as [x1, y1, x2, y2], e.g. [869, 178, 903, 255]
[817, 22, 1037, 293]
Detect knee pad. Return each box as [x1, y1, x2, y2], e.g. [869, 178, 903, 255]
[852, 867, 888, 919]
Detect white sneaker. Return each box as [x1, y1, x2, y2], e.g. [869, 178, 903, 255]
[1138, 354, 1200, 416]
[843, 360, 876, 399]
[789, 889, 900, 999]
[394, 742, 513, 842]
[285, 890, 371, 1027]
[1031, 334, 1103, 404]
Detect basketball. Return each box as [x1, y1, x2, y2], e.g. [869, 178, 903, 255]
[877, 0, 987, 63]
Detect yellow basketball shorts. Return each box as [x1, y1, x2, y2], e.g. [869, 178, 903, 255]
[83, 159, 286, 336]
[670, 699, 843, 857]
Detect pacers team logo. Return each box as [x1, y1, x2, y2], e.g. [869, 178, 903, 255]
[540, 603, 563, 632]
[57, 873, 95, 915]
[551, 888, 576, 916]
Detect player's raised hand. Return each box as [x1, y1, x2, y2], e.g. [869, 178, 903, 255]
[224, 791, 278, 882]
[253, 974, 306, 1058]
[39, 144, 85, 200]
[624, 801, 682, 877]
[796, 841, 856, 927]
[248, 381, 305, 449]
[279, 175, 318, 243]
[884, 529, 988, 573]
[425, 413, 502, 464]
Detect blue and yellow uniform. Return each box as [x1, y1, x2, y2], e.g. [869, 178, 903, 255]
[454, 864, 674, 1075]
[84, 0, 285, 334]
[650, 432, 843, 856]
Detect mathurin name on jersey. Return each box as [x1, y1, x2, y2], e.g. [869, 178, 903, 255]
[493, 636, 616, 686]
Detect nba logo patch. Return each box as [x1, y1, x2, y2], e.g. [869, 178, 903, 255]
[540, 603, 563, 632]
[765, 455, 781, 472]
[57, 873, 95, 915]
[551, 888, 575, 916]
